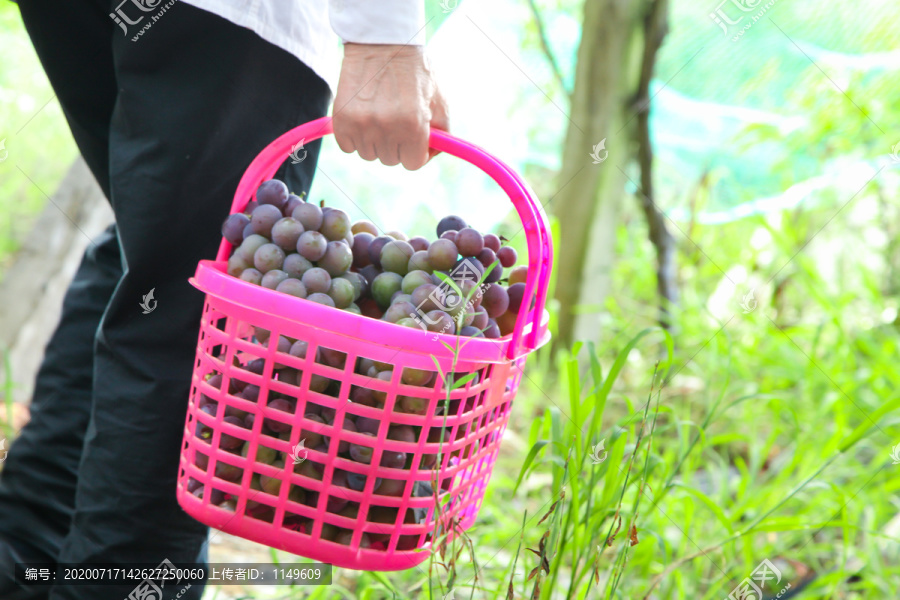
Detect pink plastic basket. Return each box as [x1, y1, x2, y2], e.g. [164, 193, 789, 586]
[176, 117, 552, 571]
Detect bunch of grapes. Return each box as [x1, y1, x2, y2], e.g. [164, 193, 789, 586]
[191, 178, 529, 547]
[221, 178, 531, 340]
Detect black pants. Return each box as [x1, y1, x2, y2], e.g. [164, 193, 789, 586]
[0, 1, 330, 598]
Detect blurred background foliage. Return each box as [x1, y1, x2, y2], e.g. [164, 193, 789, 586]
[2, 0, 900, 597]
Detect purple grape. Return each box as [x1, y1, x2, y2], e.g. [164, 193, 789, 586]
[472, 308, 489, 330]
[301, 267, 331, 294]
[476, 247, 496, 268]
[440, 230, 459, 244]
[220, 415, 246, 449]
[296, 230, 328, 262]
[260, 269, 289, 289]
[484, 261, 503, 284]
[240, 268, 263, 285]
[460, 325, 484, 337]
[380, 449, 407, 469]
[222, 213, 250, 246]
[245, 200, 259, 213]
[507, 283, 526, 313]
[254, 243, 285, 273]
[292, 202, 323, 231]
[283, 253, 313, 279]
[388, 425, 417, 443]
[307, 293, 335, 307]
[242, 222, 255, 240]
[411, 283, 439, 312]
[352, 232, 374, 269]
[250, 204, 283, 237]
[456, 228, 484, 257]
[271, 217, 305, 251]
[367, 236, 393, 268]
[409, 236, 430, 252]
[497, 246, 518, 268]
[424, 310, 455, 334]
[484, 234, 501, 252]
[481, 283, 510, 318]
[437, 215, 467, 237]
[319, 240, 353, 276]
[264, 398, 294, 433]
[275, 278, 307, 298]
[383, 301, 417, 324]
[324, 418, 357, 454]
[508, 265, 528, 286]
[236, 234, 269, 263]
[359, 265, 379, 289]
[256, 179, 289, 210]
[354, 415, 380, 435]
[347, 472, 381, 492]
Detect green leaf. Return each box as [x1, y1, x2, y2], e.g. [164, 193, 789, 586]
[513, 440, 549, 496]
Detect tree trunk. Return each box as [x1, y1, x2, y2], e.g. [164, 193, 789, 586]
[552, 0, 652, 348]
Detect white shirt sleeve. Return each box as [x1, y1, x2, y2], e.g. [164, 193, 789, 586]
[329, 0, 426, 46]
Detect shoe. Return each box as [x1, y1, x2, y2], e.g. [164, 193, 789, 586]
[0, 540, 51, 600]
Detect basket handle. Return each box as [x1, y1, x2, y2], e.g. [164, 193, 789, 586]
[217, 116, 551, 360]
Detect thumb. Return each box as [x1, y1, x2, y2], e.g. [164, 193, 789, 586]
[427, 86, 450, 163]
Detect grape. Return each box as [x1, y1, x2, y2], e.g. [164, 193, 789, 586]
[220, 415, 246, 449]
[296, 231, 328, 262]
[497, 246, 518, 268]
[256, 179, 289, 209]
[271, 217, 305, 251]
[427, 239, 459, 271]
[242, 222, 254, 240]
[496, 310, 518, 335]
[301, 267, 331, 294]
[424, 310, 455, 334]
[401, 367, 434, 386]
[353, 415, 380, 436]
[507, 282, 526, 313]
[351, 220, 379, 235]
[284, 193, 304, 218]
[399, 395, 428, 414]
[388, 425, 417, 443]
[259, 464, 284, 495]
[236, 234, 269, 263]
[396, 317, 423, 329]
[411, 283, 439, 313]
[307, 293, 335, 307]
[471, 308, 489, 331]
[358, 265, 379, 290]
[250, 204, 283, 237]
[339, 272, 365, 301]
[370, 235, 398, 268]
[292, 202, 323, 231]
[290, 340, 310, 359]
[263, 398, 294, 433]
[401, 270, 433, 295]
[275, 278, 307, 298]
[324, 418, 357, 454]
[375, 479, 406, 497]
[261, 269, 289, 289]
[351, 232, 374, 268]
[245, 200, 259, 213]
[460, 325, 484, 337]
[408, 236, 430, 252]
[408, 250, 432, 273]
[371, 272, 403, 309]
[208, 488, 227, 505]
[484, 260, 503, 284]
[391, 293, 413, 305]
[440, 230, 458, 244]
[300, 413, 326, 448]
[508, 265, 528, 286]
[320, 208, 351, 241]
[349, 432, 376, 464]
[222, 213, 250, 246]
[383, 301, 417, 324]
[346, 303, 361, 314]
[370, 370, 393, 403]
[358, 298, 383, 320]
[328, 277, 355, 309]
[456, 228, 484, 257]
[319, 241, 353, 276]
[380, 240, 415, 275]
[481, 283, 510, 318]
[283, 253, 313, 279]
[380, 449, 407, 469]
[437, 215, 467, 237]
[254, 243, 286, 273]
[476, 247, 496, 268]
[240, 268, 263, 285]
[347, 472, 381, 493]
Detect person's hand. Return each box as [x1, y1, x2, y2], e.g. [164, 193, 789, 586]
[332, 43, 449, 170]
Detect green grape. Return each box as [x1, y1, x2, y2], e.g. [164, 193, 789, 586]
[228, 254, 250, 277]
[401, 270, 433, 295]
[320, 207, 351, 241]
[351, 220, 379, 235]
[408, 250, 432, 273]
[427, 239, 458, 271]
[271, 217, 305, 251]
[236, 234, 269, 263]
[371, 272, 403, 309]
[380, 240, 415, 275]
[328, 277, 355, 309]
